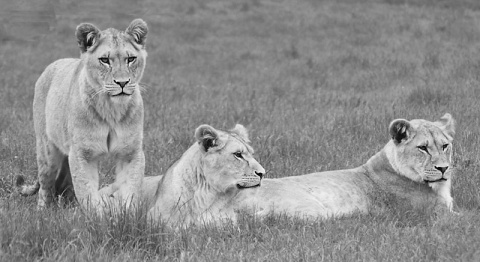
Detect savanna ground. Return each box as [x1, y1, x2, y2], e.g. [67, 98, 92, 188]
[1, 0, 480, 260]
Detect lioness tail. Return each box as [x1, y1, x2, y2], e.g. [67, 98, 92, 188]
[15, 175, 40, 196]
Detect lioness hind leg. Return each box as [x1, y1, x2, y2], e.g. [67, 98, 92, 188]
[36, 139, 65, 208]
[55, 157, 77, 207]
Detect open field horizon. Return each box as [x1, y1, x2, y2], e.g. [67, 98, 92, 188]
[1, 0, 480, 260]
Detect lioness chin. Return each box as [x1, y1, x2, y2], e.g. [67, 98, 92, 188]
[16, 19, 149, 213]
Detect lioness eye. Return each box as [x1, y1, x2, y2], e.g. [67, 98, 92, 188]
[127, 57, 136, 63]
[442, 144, 449, 150]
[417, 145, 428, 152]
[233, 152, 243, 159]
[99, 57, 110, 64]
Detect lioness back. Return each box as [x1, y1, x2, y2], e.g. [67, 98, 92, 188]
[34, 59, 81, 141]
[236, 168, 373, 218]
[35, 58, 80, 102]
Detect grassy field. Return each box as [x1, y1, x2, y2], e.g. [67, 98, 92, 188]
[2, 0, 480, 260]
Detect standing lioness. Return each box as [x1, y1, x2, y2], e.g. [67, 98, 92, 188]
[20, 19, 148, 211]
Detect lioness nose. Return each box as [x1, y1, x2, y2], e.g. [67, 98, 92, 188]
[435, 166, 448, 174]
[255, 171, 264, 179]
[114, 79, 130, 88]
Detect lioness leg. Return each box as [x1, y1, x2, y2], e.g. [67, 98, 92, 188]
[110, 150, 145, 208]
[36, 139, 66, 208]
[68, 149, 102, 212]
[55, 157, 76, 206]
[430, 180, 454, 212]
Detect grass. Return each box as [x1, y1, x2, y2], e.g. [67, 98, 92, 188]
[2, 0, 480, 260]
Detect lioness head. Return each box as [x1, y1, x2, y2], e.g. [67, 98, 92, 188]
[388, 113, 455, 184]
[75, 19, 148, 101]
[194, 124, 265, 192]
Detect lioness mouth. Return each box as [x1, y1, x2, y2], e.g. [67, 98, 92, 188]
[425, 178, 447, 183]
[237, 184, 261, 189]
[112, 92, 131, 97]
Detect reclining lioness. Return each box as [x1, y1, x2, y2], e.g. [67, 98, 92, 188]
[106, 124, 265, 225]
[239, 113, 455, 217]
[147, 124, 266, 224]
[140, 114, 456, 222]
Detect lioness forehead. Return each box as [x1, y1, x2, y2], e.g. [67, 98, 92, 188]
[227, 133, 254, 154]
[411, 120, 452, 143]
[92, 28, 139, 52]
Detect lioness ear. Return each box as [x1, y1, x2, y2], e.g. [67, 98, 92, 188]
[389, 119, 412, 144]
[437, 113, 455, 138]
[230, 124, 250, 142]
[126, 18, 148, 47]
[75, 23, 100, 53]
[195, 125, 224, 152]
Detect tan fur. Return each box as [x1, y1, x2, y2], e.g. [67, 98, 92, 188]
[18, 19, 149, 212]
[137, 115, 456, 222]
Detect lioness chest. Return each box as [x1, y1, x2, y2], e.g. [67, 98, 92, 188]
[42, 59, 141, 159]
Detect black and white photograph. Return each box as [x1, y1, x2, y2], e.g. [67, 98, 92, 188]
[1, 0, 479, 261]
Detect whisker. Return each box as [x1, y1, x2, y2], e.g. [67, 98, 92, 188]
[85, 89, 106, 106]
[92, 89, 106, 98]
[139, 82, 151, 93]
